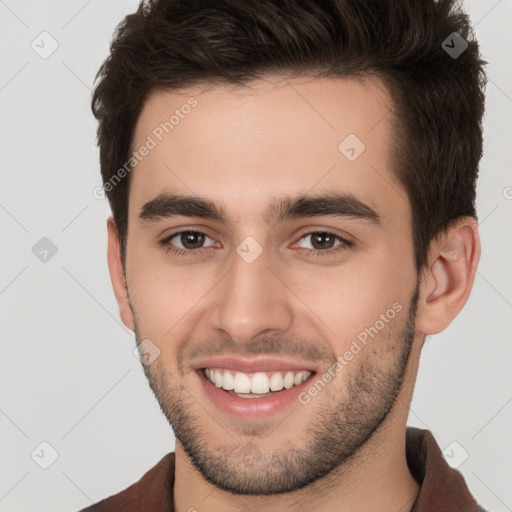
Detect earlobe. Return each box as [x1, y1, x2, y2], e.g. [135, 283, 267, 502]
[106, 217, 135, 331]
[416, 218, 481, 335]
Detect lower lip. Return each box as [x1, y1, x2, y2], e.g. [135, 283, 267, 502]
[197, 370, 315, 419]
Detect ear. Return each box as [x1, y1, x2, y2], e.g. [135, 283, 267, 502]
[106, 216, 135, 331]
[415, 217, 481, 335]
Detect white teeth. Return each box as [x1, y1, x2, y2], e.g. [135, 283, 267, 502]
[204, 368, 312, 395]
[233, 372, 251, 393]
[222, 371, 234, 390]
[269, 372, 284, 391]
[214, 369, 223, 388]
[251, 372, 270, 394]
[283, 371, 295, 389]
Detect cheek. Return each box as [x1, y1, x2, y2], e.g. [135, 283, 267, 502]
[129, 259, 220, 335]
[279, 253, 411, 351]
[292, 272, 398, 344]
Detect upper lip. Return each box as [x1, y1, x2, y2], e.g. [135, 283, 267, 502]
[192, 356, 319, 374]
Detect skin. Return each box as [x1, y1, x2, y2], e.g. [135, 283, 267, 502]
[106, 75, 480, 512]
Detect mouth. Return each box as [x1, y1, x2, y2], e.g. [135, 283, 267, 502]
[195, 363, 318, 419]
[202, 367, 313, 398]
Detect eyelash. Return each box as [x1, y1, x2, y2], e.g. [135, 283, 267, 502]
[158, 230, 354, 258]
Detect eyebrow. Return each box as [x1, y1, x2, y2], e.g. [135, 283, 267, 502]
[139, 191, 381, 227]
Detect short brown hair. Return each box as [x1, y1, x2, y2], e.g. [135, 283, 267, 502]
[91, 0, 487, 272]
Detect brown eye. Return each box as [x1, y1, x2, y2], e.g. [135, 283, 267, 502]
[179, 231, 206, 250]
[297, 232, 352, 252]
[159, 230, 216, 255]
[308, 232, 337, 250]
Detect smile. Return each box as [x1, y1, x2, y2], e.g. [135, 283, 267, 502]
[204, 368, 312, 397]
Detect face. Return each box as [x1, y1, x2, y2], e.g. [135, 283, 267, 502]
[121, 76, 422, 494]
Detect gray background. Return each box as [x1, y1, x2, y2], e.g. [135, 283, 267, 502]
[0, 0, 511, 510]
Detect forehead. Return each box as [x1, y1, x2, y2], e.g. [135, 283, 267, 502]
[129, 75, 407, 224]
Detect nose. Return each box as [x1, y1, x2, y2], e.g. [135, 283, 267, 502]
[209, 245, 294, 345]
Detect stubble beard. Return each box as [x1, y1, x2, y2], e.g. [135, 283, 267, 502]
[133, 281, 420, 495]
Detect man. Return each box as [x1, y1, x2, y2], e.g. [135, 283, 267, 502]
[83, 0, 488, 510]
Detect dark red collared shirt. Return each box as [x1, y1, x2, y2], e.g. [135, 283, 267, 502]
[79, 427, 486, 512]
